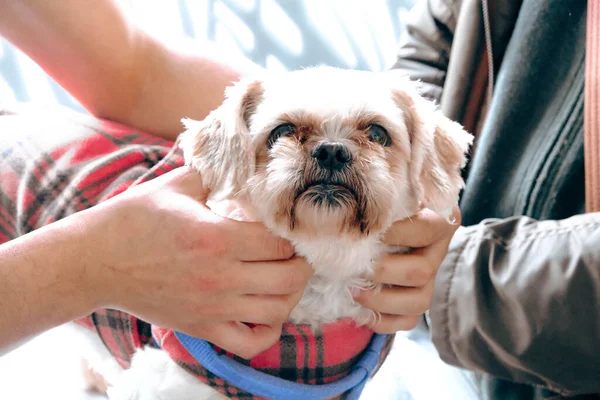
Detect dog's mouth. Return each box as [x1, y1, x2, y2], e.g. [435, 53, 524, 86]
[287, 178, 372, 234]
[296, 182, 358, 208]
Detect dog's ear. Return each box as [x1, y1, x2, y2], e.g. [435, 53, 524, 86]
[178, 78, 264, 199]
[392, 83, 473, 219]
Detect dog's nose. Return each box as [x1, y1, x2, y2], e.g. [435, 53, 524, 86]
[312, 143, 351, 171]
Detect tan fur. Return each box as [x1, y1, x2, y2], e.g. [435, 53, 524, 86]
[392, 86, 473, 219]
[180, 66, 473, 324]
[92, 66, 474, 400]
[179, 79, 264, 199]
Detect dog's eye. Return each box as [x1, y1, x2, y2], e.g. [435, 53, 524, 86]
[367, 124, 391, 147]
[267, 123, 296, 148]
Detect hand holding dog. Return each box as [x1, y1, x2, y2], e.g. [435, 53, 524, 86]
[85, 167, 313, 358]
[354, 207, 461, 334]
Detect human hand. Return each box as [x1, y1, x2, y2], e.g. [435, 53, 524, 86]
[82, 167, 312, 358]
[354, 207, 461, 334]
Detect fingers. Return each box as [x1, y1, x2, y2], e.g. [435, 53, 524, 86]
[370, 314, 421, 334]
[383, 206, 460, 248]
[237, 257, 312, 295]
[354, 282, 434, 316]
[196, 321, 283, 359]
[233, 289, 305, 324]
[157, 166, 211, 201]
[371, 233, 451, 286]
[170, 167, 297, 262]
[369, 253, 435, 287]
[225, 219, 295, 261]
[204, 285, 304, 325]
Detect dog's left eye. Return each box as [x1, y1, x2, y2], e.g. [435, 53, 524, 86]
[367, 124, 391, 147]
[267, 123, 296, 148]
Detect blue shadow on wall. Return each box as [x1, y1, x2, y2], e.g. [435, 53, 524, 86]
[0, 0, 415, 113]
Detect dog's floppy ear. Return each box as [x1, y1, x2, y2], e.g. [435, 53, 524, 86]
[178, 78, 264, 199]
[393, 83, 473, 219]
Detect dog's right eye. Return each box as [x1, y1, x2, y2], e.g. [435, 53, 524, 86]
[267, 123, 296, 148]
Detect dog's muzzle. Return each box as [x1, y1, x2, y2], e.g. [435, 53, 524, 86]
[295, 142, 356, 207]
[312, 142, 351, 171]
[301, 183, 356, 208]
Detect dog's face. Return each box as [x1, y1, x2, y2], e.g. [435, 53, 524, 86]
[181, 67, 472, 243]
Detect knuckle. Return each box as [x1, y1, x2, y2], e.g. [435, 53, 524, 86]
[373, 260, 389, 282]
[407, 260, 435, 286]
[276, 238, 295, 259]
[275, 300, 293, 321]
[235, 346, 257, 360]
[260, 301, 291, 323]
[384, 225, 398, 242]
[413, 292, 433, 314]
[452, 206, 462, 226]
[420, 262, 437, 283]
[372, 324, 388, 334]
[422, 227, 437, 247]
[193, 270, 236, 292]
[189, 323, 215, 339]
[282, 270, 306, 293]
[403, 316, 420, 330]
[244, 328, 281, 359]
[373, 315, 421, 334]
[189, 221, 230, 256]
[353, 288, 371, 306]
[192, 275, 224, 292]
[224, 271, 247, 291]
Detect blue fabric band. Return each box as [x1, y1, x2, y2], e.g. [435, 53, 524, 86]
[173, 331, 387, 400]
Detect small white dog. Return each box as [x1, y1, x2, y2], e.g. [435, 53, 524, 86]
[78, 66, 473, 400]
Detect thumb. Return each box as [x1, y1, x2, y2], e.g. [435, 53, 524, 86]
[196, 322, 283, 359]
[167, 166, 211, 203]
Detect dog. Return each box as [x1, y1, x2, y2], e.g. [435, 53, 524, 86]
[78, 66, 473, 399]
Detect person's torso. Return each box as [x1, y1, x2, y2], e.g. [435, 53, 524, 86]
[447, 0, 587, 226]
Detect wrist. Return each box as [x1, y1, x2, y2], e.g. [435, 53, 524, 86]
[36, 211, 106, 313]
[0, 210, 104, 351]
[72, 204, 125, 310]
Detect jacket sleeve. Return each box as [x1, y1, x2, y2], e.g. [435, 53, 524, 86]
[429, 213, 600, 396]
[388, 0, 458, 102]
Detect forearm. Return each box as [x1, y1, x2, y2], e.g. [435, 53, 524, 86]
[0, 210, 100, 355]
[430, 213, 600, 396]
[125, 37, 263, 140]
[0, 0, 262, 141]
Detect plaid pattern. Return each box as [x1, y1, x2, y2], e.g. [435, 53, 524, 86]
[0, 106, 393, 399]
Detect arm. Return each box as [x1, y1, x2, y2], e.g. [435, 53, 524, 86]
[0, 168, 311, 359]
[429, 213, 600, 396]
[0, 207, 100, 355]
[0, 0, 262, 141]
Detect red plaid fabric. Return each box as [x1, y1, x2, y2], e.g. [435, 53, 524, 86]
[154, 319, 374, 383]
[0, 105, 393, 399]
[0, 105, 180, 369]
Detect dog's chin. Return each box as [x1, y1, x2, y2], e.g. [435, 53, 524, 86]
[298, 183, 357, 208]
[290, 184, 361, 237]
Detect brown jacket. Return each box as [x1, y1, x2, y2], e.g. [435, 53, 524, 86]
[390, 0, 600, 398]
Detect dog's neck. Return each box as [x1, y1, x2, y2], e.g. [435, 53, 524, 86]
[290, 234, 382, 281]
[207, 196, 416, 326]
[208, 197, 384, 278]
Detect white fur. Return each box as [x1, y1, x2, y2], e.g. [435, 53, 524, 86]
[108, 348, 226, 400]
[76, 66, 472, 400]
[63, 322, 124, 388]
[290, 235, 383, 326]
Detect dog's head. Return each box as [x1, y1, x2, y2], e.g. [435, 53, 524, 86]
[180, 67, 472, 243]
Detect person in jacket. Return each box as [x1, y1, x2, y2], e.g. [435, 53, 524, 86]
[390, 0, 600, 398]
